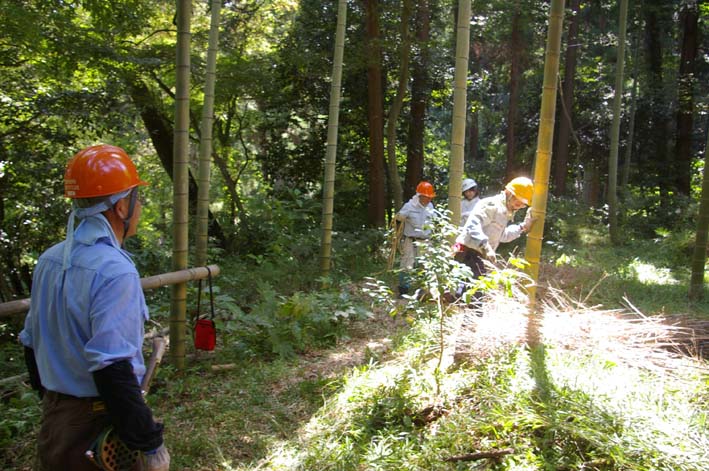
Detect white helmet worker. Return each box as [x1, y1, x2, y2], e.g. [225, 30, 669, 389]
[462, 178, 478, 193]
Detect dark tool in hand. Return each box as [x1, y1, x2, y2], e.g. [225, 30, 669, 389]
[84, 335, 168, 470]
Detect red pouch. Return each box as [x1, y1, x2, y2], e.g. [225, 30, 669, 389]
[193, 267, 217, 351]
[194, 319, 216, 351]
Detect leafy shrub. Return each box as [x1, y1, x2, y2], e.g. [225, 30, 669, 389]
[219, 281, 371, 359]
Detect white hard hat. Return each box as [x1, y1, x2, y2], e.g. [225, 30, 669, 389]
[462, 178, 478, 193]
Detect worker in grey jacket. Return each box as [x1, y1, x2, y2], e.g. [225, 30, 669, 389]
[395, 181, 436, 296]
[454, 177, 535, 297]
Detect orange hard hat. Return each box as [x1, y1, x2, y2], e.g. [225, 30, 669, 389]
[415, 181, 436, 198]
[64, 144, 148, 198]
[505, 177, 533, 205]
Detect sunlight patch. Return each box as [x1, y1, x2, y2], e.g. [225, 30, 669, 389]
[629, 259, 678, 285]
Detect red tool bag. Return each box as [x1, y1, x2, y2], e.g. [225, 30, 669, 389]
[193, 267, 217, 351]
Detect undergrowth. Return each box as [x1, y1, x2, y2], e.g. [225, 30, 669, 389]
[2, 194, 709, 470]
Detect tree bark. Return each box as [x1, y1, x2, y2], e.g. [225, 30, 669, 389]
[123, 75, 227, 248]
[364, 0, 386, 226]
[385, 0, 412, 212]
[643, 0, 672, 195]
[404, 0, 431, 201]
[505, 7, 524, 180]
[674, 0, 701, 196]
[552, 0, 581, 196]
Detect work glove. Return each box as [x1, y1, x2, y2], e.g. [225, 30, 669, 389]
[482, 243, 496, 262]
[395, 213, 406, 222]
[144, 443, 170, 471]
[522, 210, 537, 233]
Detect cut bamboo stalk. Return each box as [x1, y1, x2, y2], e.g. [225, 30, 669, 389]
[0, 265, 220, 318]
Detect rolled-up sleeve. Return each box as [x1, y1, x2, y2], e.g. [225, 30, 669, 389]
[84, 273, 146, 377]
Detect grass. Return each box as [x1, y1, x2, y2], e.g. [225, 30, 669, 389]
[2, 209, 709, 470]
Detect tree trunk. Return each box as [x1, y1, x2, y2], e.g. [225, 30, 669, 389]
[448, 0, 471, 228]
[320, 0, 348, 277]
[505, 8, 524, 180]
[643, 0, 671, 195]
[124, 75, 227, 247]
[364, 0, 386, 226]
[552, 0, 581, 196]
[674, 0, 701, 196]
[196, 0, 221, 268]
[621, 31, 640, 191]
[608, 0, 629, 245]
[404, 0, 431, 201]
[171, 0, 191, 370]
[385, 0, 412, 212]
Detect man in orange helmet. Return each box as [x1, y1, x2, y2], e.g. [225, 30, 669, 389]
[394, 181, 436, 297]
[453, 176, 536, 299]
[20, 145, 169, 470]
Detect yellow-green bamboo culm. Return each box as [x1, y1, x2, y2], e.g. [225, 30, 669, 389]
[524, 0, 566, 309]
[689, 128, 709, 301]
[608, 0, 629, 244]
[447, 0, 471, 232]
[195, 0, 222, 268]
[171, 0, 192, 370]
[319, 0, 348, 277]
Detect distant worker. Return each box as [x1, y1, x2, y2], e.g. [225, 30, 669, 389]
[454, 176, 536, 293]
[395, 181, 436, 297]
[460, 178, 480, 226]
[20, 145, 169, 470]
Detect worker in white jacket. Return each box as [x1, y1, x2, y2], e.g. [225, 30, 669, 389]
[395, 181, 436, 297]
[460, 178, 480, 226]
[454, 177, 535, 298]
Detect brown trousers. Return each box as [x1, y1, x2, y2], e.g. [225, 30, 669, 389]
[36, 391, 142, 471]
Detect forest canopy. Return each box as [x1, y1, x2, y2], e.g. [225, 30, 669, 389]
[1, 0, 708, 300]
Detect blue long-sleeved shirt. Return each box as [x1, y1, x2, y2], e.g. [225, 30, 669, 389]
[20, 214, 148, 397]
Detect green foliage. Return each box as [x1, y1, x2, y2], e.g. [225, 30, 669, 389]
[0, 392, 40, 455]
[201, 277, 371, 359]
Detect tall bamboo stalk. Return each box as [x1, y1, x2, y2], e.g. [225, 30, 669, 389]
[689, 127, 709, 301]
[608, 0, 629, 244]
[171, 0, 192, 369]
[448, 0, 471, 230]
[320, 0, 347, 277]
[524, 0, 565, 313]
[196, 0, 222, 268]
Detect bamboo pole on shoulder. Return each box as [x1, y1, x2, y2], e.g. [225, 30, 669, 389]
[524, 0, 565, 346]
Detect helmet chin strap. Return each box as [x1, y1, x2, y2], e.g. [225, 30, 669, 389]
[121, 188, 139, 248]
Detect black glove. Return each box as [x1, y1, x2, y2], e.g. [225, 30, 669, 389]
[93, 360, 164, 452]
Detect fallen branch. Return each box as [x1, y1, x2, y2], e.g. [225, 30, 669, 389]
[444, 448, 514, 462]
